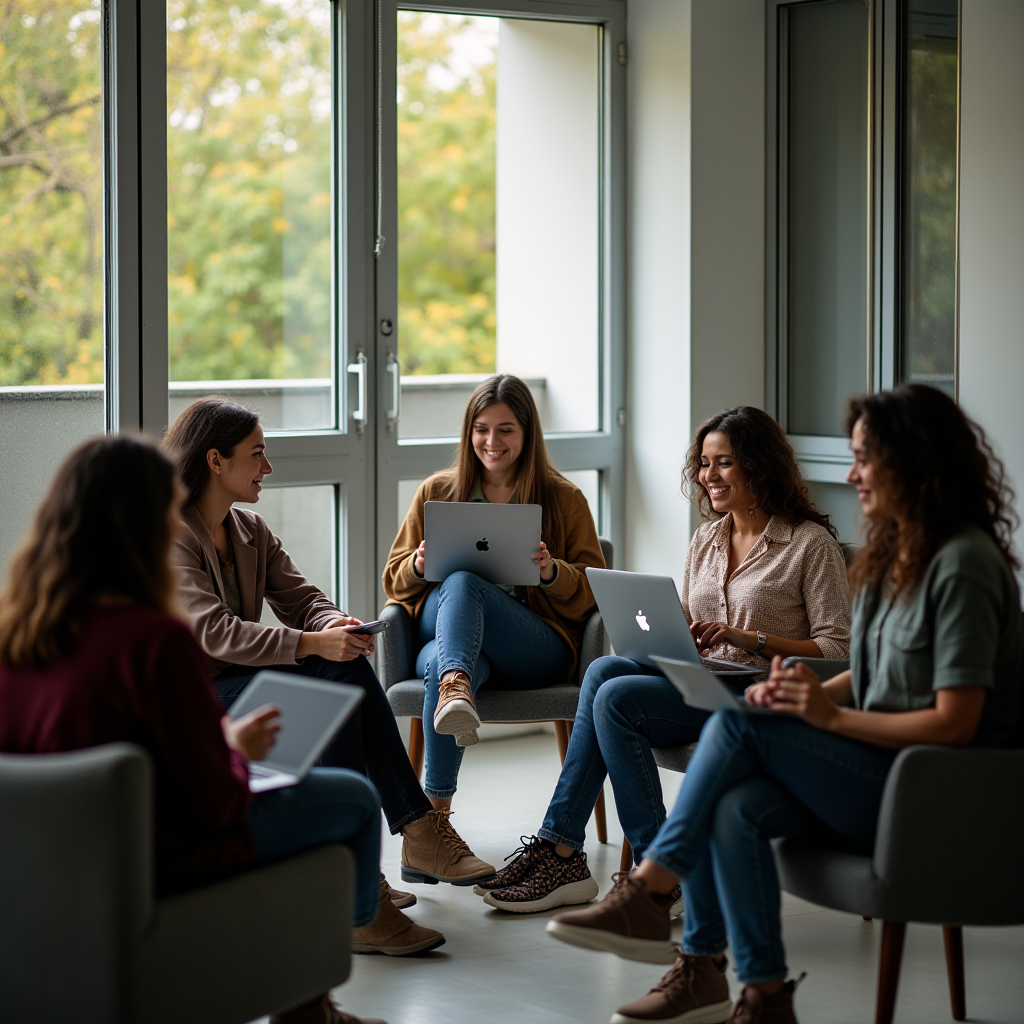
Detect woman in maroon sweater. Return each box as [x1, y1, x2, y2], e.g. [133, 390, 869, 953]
[0, 436, 386, 1024]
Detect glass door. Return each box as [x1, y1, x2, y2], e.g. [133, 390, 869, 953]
[164, 0, 375, 615]
[374, 0, 626, 588]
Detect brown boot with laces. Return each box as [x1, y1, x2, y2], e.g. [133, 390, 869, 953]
[352, 879, 445, 955]
[433, 670, 480, 746]
[401, 808, 496, 885]
[546, 871, 676, 964]
[728, 975, 805, 1024]
[612, 947, 732, 1023]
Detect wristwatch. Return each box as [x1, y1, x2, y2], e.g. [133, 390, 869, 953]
[754, 631, 768, 655]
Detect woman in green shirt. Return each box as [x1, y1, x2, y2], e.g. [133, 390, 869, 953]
[542, 384, 1023, 1024]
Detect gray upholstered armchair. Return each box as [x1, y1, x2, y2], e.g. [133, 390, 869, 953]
[379, 538, 613, 842]
[774, 744, 1024, 1024]
[0, 743, 355, 1024]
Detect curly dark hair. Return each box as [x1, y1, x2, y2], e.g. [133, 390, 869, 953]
[844, 384, 1019, 595]
[0, 435, 179, 669]
[683, 406, 836, 537]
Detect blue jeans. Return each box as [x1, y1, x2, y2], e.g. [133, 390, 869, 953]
[249, 768, 382, 927]
[416, 572, 571, 798]
[644, 709, 898, 983]
[539, 657, 711, 860]
[217, 655, 431, 834]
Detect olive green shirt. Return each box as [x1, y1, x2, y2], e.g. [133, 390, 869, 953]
[850, 527, 1024, 748]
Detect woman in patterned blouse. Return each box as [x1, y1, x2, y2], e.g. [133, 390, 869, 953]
[479, 406, 850, 915]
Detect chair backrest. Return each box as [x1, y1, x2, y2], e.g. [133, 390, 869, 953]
[840, 543, 858, 568]
[0, 743, 152, 1020]
[600, 537, 614, 570]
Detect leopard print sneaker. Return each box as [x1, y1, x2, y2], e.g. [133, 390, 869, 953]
[483, 847, 599, 914]
[473, 835, 547, 896]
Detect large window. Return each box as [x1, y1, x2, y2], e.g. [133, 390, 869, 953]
[0, 0, 105, 569]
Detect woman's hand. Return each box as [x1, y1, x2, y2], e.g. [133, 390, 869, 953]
[690, 619, 755, 654]
[297, 618, 375, 661]
[743, 681, 775, 707]
[764, 655, 841, 730]
[532, 541, 556, 582]
[222, 704, 281, 762]
[414, 540, 426, 577]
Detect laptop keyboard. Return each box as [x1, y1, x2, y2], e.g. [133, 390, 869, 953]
[249, 764, 276, 778]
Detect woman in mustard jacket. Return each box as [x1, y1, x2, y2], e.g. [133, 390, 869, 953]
[383, 375, 605, 835]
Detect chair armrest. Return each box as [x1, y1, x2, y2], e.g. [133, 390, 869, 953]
[379, 604, 416, 689]
[576, 611, 608, 685]
[872, 745, 1024, 922]
[135, 845, 354, 1024]
[781, 656, 849, 680]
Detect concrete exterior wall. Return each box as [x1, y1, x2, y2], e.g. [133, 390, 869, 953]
[958, 0, 1024, 572]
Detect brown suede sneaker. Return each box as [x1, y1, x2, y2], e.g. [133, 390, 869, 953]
[473, 835, 547, 895]
[545, 872, 676, 964]
[433, 670, 480, 745]
[270, 993, 387, 1024]
[352, 880, 445, 956]
[611, 948, 732, 1023]
[728, 975, 805, 1024]
[401, 808, 496, 885]
[484, 847, 599, 913]
[382, 872, 416, 909]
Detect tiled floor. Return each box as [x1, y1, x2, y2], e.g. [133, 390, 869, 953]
[265, 733, 1024, 1024]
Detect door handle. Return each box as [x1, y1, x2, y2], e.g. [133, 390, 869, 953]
[386, 349, 401, 432]
[347, 351, 367, 432]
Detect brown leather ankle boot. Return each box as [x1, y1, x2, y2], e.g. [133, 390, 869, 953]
[433, 670, 479, 745]
[401, 808, 496, 885]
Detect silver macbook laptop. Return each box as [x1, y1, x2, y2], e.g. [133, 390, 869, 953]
[424, 500, 542, 587]
[586, 568, 760, 677]
[227, 671, 364, 793]
[652, 656, 777, 715]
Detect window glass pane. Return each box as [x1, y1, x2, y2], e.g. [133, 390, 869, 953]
[0, 0, 105, 573]
[786, 0, 869, 437]
[251, 484, 337, 625]
[167, 0, 334, 432]
[396, 14, 600, 439]
[901, 0, 958, 396]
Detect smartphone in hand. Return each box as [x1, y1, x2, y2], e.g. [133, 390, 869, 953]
[346, 619, 389, 636]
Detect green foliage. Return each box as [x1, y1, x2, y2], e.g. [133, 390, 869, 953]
[0, 0, 104, 386]
[397, 13, 497, 376]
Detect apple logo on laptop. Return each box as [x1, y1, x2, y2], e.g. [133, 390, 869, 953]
[636, 610, 651, 632]
[476, 538, 489, 552]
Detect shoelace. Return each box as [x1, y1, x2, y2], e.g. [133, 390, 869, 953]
[597, 870, 636, 908]
[504, 835, 542, 865]
[438, 671, 472, 702]
[651, 944, 696, 996]
[432, 808, 473, 857]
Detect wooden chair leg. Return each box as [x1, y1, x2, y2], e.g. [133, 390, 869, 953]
[619, 837, 633, 874]
[943, 925, 966, 1021]
[876, 921, 907, 1024]
[408, 717, 425, 778]
[594, 788, 608, 844]
[554, 719, 570, 762]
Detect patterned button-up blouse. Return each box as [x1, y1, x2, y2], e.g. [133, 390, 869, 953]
[680, 513, 851, 668]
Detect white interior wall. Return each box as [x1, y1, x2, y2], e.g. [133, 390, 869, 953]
[957, 0, 1024, 573]
[625, 0, 766, 578]
[624, 0, 692, 583]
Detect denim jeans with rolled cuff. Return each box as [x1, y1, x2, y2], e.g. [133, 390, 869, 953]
[538, 656, 711, 860]
[415, 572, 570, 799]
[643, 709, 897, 983]
[217, 653, 432, 835]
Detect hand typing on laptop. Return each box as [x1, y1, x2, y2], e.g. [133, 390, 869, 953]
[222, 704, 281, 761]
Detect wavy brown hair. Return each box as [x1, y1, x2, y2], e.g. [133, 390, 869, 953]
[684, 406, 837, 537]
[162, 396, 261, 507]
[844, 384, 1019, 595]
[437, 374, 569, 551]
[0, 435, 179, 669]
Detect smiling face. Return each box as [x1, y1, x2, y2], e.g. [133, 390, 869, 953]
[846, 417, 893, 520]
[471, 401, 524, 476]
[208, 425, 273, 505]
[698, 430, 753, 516]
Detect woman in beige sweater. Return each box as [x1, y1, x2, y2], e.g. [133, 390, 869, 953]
[383, 375, 605, 842]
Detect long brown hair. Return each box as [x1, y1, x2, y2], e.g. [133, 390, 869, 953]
[162, 396, 260, 507]
[0, 435, 179, 669]
[438, 374, 568, 551]
[845, 384, 1019, 595]
[683, 406, 837, 537]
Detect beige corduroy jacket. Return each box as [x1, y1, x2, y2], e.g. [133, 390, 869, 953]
[173, 506, 344, 675]
[382, 472, 606, 678]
